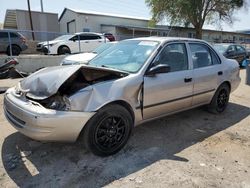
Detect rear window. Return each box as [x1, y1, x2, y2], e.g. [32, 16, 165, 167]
[0, 32, 8, 38]
[0, 31, 19, 38]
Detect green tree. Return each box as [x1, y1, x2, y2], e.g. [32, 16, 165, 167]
[146, 0, 245, 39]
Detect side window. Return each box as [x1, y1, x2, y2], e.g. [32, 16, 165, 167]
[156, 43, 188, 72]
[10, 32, 18, 38]
[227, 45, 235, 53]
[210, 50, 221, 65]
[70, 35, 78, 41]
[79, 35, 87, 40]
[0, 32, 8, 38]
[236, 45, 245, 52]
[189, 43, 213, 68]
[84, 34, 101, 40]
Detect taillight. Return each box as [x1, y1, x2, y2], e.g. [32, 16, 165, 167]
[21, 37, 26, 43]
[8, 59, 18, 65]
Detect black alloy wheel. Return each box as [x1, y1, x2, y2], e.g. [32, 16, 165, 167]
[82, 104, 133, 156]
[216, 88, 229, 111]
[208, 83, 230, 114]
[94, 116, 126, 151]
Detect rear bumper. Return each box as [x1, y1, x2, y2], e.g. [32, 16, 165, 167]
[3, 88, 95, 142]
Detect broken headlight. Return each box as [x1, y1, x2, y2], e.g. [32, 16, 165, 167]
[45, 95, 71, 111]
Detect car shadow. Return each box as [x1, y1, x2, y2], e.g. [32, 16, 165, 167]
[2, 102, 250, 187]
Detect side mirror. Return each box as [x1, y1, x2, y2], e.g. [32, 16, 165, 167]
[146, 64, 170, 76]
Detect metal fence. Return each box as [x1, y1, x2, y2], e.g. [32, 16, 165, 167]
[2, 29, 163, 57]
[2, 29, 250, 57]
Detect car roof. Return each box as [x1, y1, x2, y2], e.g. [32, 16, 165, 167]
[74, 32, 103, 35]
[126, 36, 205, 43]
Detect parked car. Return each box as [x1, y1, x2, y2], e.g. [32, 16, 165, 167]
[246, 48, 250, 57]
[3, 37, 240, 156]
[36, 34, 74, 52]
[40, 32, 109, 55]
[213, 43, 248, 66]
[61, 42, 118, 65]
[0, 30, 28, 56]
[104, 33, 115, 41]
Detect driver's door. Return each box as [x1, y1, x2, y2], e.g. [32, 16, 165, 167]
[143, 43, 193, 119]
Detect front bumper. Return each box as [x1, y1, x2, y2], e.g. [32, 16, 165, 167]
[3, 88, 95, 142]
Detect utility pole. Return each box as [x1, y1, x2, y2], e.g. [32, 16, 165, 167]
[27, 0, 35, 40]
[40, 0, 44, 12]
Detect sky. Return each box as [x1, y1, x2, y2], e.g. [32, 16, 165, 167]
[0, 0, 250, 32]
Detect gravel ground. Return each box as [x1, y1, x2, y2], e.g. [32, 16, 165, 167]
[0, 70, 249, 188]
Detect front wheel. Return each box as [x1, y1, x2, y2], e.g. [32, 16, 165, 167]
[58, 46, 71, 55]
[7, 45, 21, 56]
[207, 84, 230, 114]
[82, 104, 133, 157]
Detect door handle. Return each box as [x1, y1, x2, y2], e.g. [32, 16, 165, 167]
[184, 78, 192, 83]
[218, 71, 223, 76]
[85, 41, 89, 43]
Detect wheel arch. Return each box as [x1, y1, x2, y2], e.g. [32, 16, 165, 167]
[219, 81, 231, 92]
[99, 100, 135, 123]
[57, 45, 71, 54]
[77, 100, 135, 142]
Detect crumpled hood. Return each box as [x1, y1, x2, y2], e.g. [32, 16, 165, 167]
[19, 65, 127, 100]
[20, 65, 82, 100]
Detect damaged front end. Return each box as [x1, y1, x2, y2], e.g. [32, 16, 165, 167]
[18, 65, 128, 111]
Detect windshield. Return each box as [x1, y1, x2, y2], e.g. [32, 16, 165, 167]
[213, 44, 229, 53]
[93, 43, 116, 54]
[89, 40, 159, 73]
[53, 35, 74, 41]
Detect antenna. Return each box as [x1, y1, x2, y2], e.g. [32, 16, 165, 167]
[40, 0, 44, 12]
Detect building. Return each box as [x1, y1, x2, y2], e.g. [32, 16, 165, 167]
[59, 8, 250, 43]
[0, 23, 3, 29]
[4, 9, 60, 41]
[59, 8, 168, 40]
[166, 26, 250, 44]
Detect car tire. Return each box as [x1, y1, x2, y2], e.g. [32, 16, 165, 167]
[58, 46, 71, 55]
[7, 45, 21, 56]
[207, 83, 230, 114]
[82, 104, 133, 157]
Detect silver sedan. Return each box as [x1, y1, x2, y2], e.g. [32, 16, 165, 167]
[3, 37, 241, 156]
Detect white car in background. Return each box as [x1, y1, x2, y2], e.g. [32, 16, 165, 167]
[61, 42, 118, 65]
[36, 34, 74, 52]
[41, 32, 109, 55]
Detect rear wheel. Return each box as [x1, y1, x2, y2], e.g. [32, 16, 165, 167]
[82, 104, 133, 156]
[58, 46, 71, 55]
[208, 84, 230, 114]
[7, 45, 21, 56]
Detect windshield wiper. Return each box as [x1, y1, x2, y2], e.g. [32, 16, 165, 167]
[101, 65, 111, 68]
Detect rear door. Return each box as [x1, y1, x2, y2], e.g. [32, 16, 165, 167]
[0, 32, 9, 52]
[188, 42, 223, 106]
[80, 34, 104, 52]
[235, 45, 247, 64]
[143, 42, 193, 119]
[226, 45, 237, 60]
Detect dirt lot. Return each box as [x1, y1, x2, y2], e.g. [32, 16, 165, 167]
[0, 70, 250, 188]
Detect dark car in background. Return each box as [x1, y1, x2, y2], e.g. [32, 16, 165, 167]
[0, 30, 28, 56]
[213, 43, 248, 66]
[104, 33, 115, 41]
